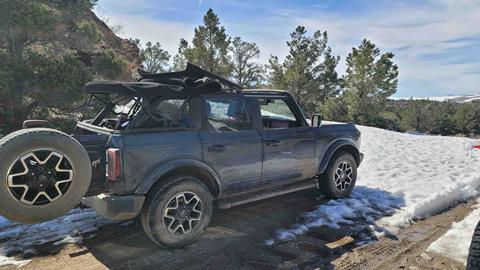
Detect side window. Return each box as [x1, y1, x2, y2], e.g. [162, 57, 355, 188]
[205, 96, 251, 132]
[257, 98, 301, 129]
[142, 98, 190, 129]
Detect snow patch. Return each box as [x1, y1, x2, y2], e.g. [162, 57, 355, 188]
[0, 255, 30, 268]
[427, 201, 480, 265]
[267, 186, 404, 244]
[0, 208, 115, 267]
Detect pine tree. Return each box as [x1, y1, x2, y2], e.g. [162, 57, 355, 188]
[171, 39, 189, 71]
[268, 26, 340, 114]
[230, 37, 265, 88]
[316, 47, 341, 102]
[454, 102, 480, 135]
[343, 39, 398, 125]
[179, 9, 231, 77]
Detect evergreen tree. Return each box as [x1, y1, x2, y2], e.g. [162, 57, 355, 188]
[179, 9, 231, 77]
[268, 26, 340, 114]
[454, 102, 480, 135]
[343, 39, 398, 125]
[400, 99, 432, 132]
[140, 41, 171, 73]
[171, 39, 189, 71]
[424, 102, 457, 135]
[321, 97, 349, 122]
[317, 48, 341, 102]
[230, 37, 265, 88]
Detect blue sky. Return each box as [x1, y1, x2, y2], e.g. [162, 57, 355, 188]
[94, 0, 480, 98]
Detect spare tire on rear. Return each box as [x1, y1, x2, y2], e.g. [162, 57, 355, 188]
[0, 128, 92, 224]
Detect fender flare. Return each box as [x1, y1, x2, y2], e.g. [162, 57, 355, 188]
[317, 139, 360, 174]
[135, 159, 222, 196]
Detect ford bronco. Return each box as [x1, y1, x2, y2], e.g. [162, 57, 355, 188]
[0, 63, 363, 248]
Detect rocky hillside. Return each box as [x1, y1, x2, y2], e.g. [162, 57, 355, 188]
[0, 1, 142, 132]
[0, 0, 140, 80]
[77, 10, 141, 77]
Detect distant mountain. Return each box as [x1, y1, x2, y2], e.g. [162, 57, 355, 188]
[390, 95, 480, 103]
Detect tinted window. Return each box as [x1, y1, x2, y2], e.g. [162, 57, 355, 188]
[257, 98, 301, 129]
[205, 96, 251, 132]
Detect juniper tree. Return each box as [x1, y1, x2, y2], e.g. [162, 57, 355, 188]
[140, 41, 171, 73]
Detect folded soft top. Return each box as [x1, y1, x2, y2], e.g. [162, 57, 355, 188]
[85, 63, 241, 98]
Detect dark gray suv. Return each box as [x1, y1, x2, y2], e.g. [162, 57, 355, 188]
[0, 63, 363, 248]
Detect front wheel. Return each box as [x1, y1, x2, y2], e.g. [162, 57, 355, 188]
[141, 175, 213, 248]
[318, 152, 357, 199]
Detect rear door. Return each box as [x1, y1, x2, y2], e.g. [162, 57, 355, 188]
[199, 94, 262, 193]
[254, 95, 316, 185]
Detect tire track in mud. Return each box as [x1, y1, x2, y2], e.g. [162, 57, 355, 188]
[332, 209, 468, 270]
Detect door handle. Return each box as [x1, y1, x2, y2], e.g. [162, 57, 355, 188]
[265, 139, 281, 146]
[208, 144, 226, 152]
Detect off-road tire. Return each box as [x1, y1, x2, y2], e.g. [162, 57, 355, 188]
[467, 220, 480, 270]
[318, 152, 357, 199]
[141, 175, 213, 248]
[0, 128, 92, 223]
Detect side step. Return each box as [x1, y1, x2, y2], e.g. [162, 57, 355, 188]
[216, 180, 316, 209]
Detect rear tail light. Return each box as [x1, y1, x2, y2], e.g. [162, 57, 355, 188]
[106, 148, 122, 181]
[473, 145, 480, 149]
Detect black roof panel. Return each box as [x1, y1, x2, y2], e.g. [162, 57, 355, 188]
[85, 63, 241, 98]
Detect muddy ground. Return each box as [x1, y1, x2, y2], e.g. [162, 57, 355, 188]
[1, 189, 473, 270]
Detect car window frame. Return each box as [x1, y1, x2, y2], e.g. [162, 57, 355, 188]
[254, 95, 307, 130]
[201, 94, 254, 132]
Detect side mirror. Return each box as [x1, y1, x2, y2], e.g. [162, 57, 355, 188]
[311, 114, 322, 127]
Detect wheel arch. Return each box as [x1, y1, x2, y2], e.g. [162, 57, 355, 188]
[135, 159, 222, 197]
[318, 140, 361, 175]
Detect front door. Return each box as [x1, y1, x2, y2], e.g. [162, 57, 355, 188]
[199, 95, 262, 193]
[255, 96, 316, 185]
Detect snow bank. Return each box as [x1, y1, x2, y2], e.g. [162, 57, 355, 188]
[270, 124, 480, 243]
[357, 125, 480, 229]
[427, 201, 480, 265]
[0, 208, 114, 267]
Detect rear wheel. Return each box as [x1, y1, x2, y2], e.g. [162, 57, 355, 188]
[0, 128, 92, 223]
[141, 175, 213, 248]
[318, 152, 357, 199]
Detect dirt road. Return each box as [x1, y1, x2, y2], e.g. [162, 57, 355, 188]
[1, 189, 473, 270]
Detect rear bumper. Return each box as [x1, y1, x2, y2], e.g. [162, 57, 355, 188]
[82, 194, 145, 221]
